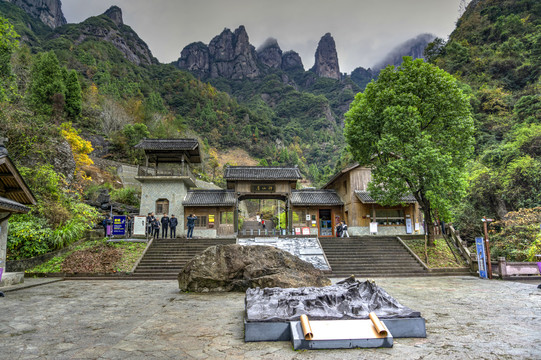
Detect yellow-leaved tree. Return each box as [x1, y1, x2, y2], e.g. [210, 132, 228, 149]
[60, 122, 94, 183]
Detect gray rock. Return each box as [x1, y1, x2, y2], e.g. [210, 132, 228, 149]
[257, 38, 282, 69]
[5, 0, 66, 29]
[245, 276, 421, 322]
[281, 50, 304, 72]
[178, 244, 331, 292]
[103, 5, 123, 27]
[311, 33, 341, 80]
[177, 25, 260, 80]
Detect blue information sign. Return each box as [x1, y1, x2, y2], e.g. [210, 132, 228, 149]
[112, 215, 126, 236]
[475, 237, 487, 279]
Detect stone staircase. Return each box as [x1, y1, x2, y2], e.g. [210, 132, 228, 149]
[132, 238, 236, 280]
[319, 236, 430, 278]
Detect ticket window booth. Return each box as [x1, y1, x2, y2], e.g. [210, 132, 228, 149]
[318, 209, 333, 237]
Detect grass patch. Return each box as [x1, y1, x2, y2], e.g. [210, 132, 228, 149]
[403, 237, 468, 268]
[26, 238, 147, 273]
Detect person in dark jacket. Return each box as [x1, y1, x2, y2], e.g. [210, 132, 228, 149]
[127, 216, 133, 237]
[186, 214, 197, 239]
[146, 212, 154, 237]
[161, 214, 170, 239]
[152, 218, 160, 240]
[102, 215, 111, 237]
[169, 214, 178, 239]
[336, 221, 343, 237]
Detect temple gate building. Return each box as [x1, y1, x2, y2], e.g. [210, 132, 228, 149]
[133, 139, 421, 238]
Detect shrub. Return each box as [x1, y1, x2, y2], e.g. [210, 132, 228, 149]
[7, 215, 53, 260]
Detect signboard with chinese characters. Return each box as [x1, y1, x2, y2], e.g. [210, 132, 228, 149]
[251, 184, 276, 193]
[302, 227, 310, 235]
[209, 214, 215, 223]
[112, 215, 126, 236]
[370, 222, 378, 234]
[406, 218, 412, 234]
[475, 237, 488, 279]
[133, 216, 146, 236]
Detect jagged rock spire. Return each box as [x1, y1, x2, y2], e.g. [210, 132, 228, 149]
[103, 5, 123, 26]
[311, 33, 340, 80]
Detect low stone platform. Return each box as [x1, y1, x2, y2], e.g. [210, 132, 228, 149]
[0, 272, 24, 287]
[238, 237, 330, 270]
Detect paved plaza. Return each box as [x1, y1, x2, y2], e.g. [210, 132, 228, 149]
[0, 276, 540, 359]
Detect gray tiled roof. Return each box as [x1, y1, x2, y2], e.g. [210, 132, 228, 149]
[224, 166, 302, 181]
[291, 189, 344, 206]
[183, 190, 236, 207]
[134, 139, 199, 151]
[0, 196, 30, 213]
[354, 190, 417, 204]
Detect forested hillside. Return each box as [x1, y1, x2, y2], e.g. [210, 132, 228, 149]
[426, 0, 541, 258]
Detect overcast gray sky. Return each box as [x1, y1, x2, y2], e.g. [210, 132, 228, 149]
[62, 0, 464, 73]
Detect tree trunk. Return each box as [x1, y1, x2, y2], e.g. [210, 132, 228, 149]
[424, 207, 435, 247]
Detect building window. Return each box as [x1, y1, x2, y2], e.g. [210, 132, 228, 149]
[220, 212, 234, 225]
[293, 210, 306, 225]
[194, 216, 207, 228]
[156, 199, 169, 215]
[375, 209, 405, 226]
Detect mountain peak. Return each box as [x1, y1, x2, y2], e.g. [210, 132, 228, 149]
[311, 32, 340, 80]
[103, 5, 123, 27]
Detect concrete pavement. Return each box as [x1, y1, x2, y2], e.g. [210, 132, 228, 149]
[0, 276, 540, 359]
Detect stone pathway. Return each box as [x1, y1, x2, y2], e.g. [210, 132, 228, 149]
[0, 277, 540, 359]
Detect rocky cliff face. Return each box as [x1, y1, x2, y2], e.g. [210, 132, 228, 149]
[4, 0, 66, 28]
[178, 26, 260, 80]
[257, 38, 282, 69]
[372, 33, 436, 71]
[281, 50, 304, 72]
[103, 5, 123, 27]
[72, 6, 157, 66]
[311, 33, 341, 80]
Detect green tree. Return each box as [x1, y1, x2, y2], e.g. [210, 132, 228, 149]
[29, 51, 65, 115]
[0, 16, 19, 101]
[64, 69, 82, 118]
[345, 57, 475, 245]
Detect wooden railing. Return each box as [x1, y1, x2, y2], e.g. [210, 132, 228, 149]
[137, 165, 195, 184]
[447, 225, 474, 269]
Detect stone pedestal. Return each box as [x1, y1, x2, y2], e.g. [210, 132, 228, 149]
[0, 217, 24, 287]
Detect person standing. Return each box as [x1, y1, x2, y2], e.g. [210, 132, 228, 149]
[146, 212, 154, 237]
[152, 217, 160, 240]
[336, 221, 343, 237]
[169, 214, 178, 239]
[186, 214, 197, 239]
[161, 213, 170, 239]
[127, 216, 133, 237]
[102, 214, 111, 237]
[341, 221, 350, 238]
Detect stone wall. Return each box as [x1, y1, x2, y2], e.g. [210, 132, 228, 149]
[139, 180, 187, 236]
[349, 226, 424, 236]
[0, 216, 8, 275]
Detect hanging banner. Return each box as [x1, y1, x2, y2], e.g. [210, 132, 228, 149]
[406, 218, 412, 234]
[475, 237, 488, 279]
[113, 215, 126, 236]
[133, 216, 147, 236]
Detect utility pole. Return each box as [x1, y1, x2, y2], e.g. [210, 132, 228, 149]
[482, 217, 494, 279]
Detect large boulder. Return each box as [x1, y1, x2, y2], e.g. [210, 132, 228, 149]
[178, 244, 331, 292]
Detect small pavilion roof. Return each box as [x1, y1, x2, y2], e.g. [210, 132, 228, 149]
[354, 190, 417, 204]
[291, 189, 344, 206]
[134, 139, 201, 163]
[0, 155, 36, 213]
[224, 166, 302, 181]
[183, 190, 236, 207]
